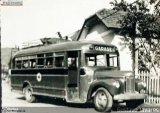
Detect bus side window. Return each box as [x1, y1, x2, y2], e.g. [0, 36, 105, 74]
[23, 60, 29, 68]
[30, 59, 36, 68]
[15, 61, 22, 69]
[37, 54, 44, 68]
[45, 53, 53, 68]
[54, 52, 65, 68]
[37, 58, 44, 68]
[46, 58, 53, 68]
[68, 58, 77, 67]
[67, 51, 78, 68]
[55, 56, 64, 67]
[15, 57, 22, 69]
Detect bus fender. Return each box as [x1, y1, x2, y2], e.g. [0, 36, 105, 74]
[22, 80, 33, 93]
[87, 80, 120, 100]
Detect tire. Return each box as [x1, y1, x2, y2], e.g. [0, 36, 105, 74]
[23, 85, 36, 103]
[93, 88, 113, 112]
[126, 99, 144, 109]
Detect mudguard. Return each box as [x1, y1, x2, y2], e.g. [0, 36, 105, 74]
[87, 79, 120, 100]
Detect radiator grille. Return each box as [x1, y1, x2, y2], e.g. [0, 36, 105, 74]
[126, 77, 135, 92]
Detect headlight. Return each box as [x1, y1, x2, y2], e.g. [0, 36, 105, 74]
[125, 72, 132, 77]
[113, 81, 120, 88]
[119, 78, 125, 83]
[135, 75, 139, 79]
[141, 82, 146, 87]
[138, 81, 146, 88]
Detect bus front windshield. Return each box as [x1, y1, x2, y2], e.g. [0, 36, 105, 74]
[85, 53, 118, 67]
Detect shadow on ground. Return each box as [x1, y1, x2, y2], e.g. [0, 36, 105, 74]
[35, 95, 94, 108]
[17, 95, 142, 112]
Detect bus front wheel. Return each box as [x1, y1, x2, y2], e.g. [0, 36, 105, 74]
[93, 88, 113, 112]
[23, 85, 36, 103]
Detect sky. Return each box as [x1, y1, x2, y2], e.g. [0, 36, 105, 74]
[1, 0, 114, 48]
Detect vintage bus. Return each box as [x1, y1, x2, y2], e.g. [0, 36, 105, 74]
[10, 41, 147, 112]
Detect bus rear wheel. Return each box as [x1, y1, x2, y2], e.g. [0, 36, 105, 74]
[93, 88, 113, 112]
[23, 85, 36, 103]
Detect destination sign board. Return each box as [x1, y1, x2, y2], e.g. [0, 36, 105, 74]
[93, 45, 116, 52]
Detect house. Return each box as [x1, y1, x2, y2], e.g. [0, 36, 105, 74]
[76, 8, 135, 71]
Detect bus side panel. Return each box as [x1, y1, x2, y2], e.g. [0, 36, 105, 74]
[11, 69, 68, 97]
[11, 74, 26, 91]
[38, 74, 67, 97]
[79, 75, 90, 103]
[11, 73, 43, 92]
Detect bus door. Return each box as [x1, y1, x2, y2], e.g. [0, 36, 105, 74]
[67, 51, 80, 102]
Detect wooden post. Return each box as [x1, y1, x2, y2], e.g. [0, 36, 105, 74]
[135, 40, 138, 75]
[132, 37, 136, 76]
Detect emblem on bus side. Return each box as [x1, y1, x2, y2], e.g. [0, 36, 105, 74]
[37, 73, 42, 82]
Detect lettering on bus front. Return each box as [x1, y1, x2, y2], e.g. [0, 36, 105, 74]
[93, 45, 116, 52]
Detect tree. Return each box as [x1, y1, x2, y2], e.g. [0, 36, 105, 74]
[150, 0, 160, 14]
[110, 0, 160, 76]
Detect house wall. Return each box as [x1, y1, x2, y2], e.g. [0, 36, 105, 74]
[79, 22, 133, 71]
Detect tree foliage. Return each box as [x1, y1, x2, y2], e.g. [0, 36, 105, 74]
[110, 0, 160, 75]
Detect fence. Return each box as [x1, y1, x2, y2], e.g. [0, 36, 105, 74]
[138, 72, 160, 104]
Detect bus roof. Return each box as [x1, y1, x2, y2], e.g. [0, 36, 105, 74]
[13, 41, 116, 57]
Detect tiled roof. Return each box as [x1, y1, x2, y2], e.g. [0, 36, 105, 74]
[96, 9, 127, 28]
[69, 30, 81, 41]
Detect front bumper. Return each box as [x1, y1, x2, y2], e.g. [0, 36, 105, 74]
[114, 92, 147, 101]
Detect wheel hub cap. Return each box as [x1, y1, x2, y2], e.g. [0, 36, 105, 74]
[96, 92, 107, 108]
[26, 90, 32, 100]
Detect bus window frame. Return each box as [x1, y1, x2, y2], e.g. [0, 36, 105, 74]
[37, 54, 45, 68]
[15, 59, 22, 69]
[13, 51, 70, 70]
[83, 51, 120, 68]
[29, 56, 37, 68]
[22, 59, 29, 69]
[67, 51, 80, 69]
[45, 52, 54, 68]
[54, 52, 66, 68]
